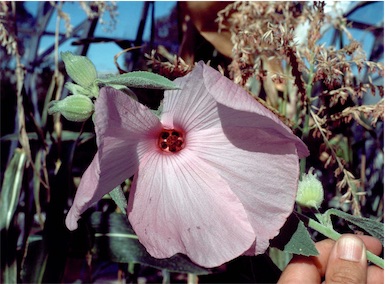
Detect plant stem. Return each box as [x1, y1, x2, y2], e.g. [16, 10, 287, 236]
[297, 213, 384, 269]
[300, 54, 316, 174]
[302, 61, 315, 136]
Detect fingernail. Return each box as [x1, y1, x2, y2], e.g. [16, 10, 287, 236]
[337, 236, 365, 262]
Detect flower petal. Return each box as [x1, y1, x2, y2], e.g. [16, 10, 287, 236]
[127, 149, 255, 268]
[190, 127, 300, 254]
[160, 67, 218, 132]
[161, 62, 309, 255]
[164, 62, 309, 157]
[66, 87, 161, 230]
[200, 61, 309, 157]
[193, 63, 309, 252]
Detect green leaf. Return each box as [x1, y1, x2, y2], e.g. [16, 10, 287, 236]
[0, 148, 27, 231]
[325, 209, 384, 245]
[61, 52, 97, 87]
[33, 150, 44, 227]
[90, 212, 209, 275]
[0, 131, 94, 145]
[59, 131, 95, 144]
[1, 258, 17, 284]
[268, 247, 292, 271]
[108, 186, 127, 215]
[20, 235, 48, 283]
[1, 132, 39, 141]
[270, 213, 318, 257]
[1, 149, 28, 283]
[283, 219, 319, 256]
[96, 71, 179, 90]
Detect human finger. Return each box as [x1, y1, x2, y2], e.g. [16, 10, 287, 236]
[324, 235, 367, 284]
[278, 234, 383, 284]
[277, 239, 335, 283]
[367, 265, 384, 284]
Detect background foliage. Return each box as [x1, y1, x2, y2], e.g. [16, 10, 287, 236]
[1, 1, 383, 283]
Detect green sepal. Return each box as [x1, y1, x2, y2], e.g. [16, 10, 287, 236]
[61, 51, 97, 87]
[96, 71, 179, 90]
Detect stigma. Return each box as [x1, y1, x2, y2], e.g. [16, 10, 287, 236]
[158, 129, 185, 153]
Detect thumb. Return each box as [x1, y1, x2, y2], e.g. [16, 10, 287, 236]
[325, 234, 367, 284]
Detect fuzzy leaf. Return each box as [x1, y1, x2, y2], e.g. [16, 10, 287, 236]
[282, 219, 319, 256]
[90, 212, 209, 275]
[326, 209, 384, 245]
[0, 148, 27, 231]
[96, 71, 179, 90]
[270, 213, 318, 257]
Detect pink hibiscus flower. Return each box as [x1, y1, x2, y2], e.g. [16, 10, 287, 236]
[65, 62, 309, 268]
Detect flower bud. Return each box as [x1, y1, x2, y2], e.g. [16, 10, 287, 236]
[48, 95, 94, 122]
[296, 172, 324, 209]
[65, 82, 99, 98]
[61, 52, 97, 87]
[65, 82, 90, 96]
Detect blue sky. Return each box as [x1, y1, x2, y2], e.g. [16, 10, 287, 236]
[24, 1, 383, 75]
[25, 1, 176, 73]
